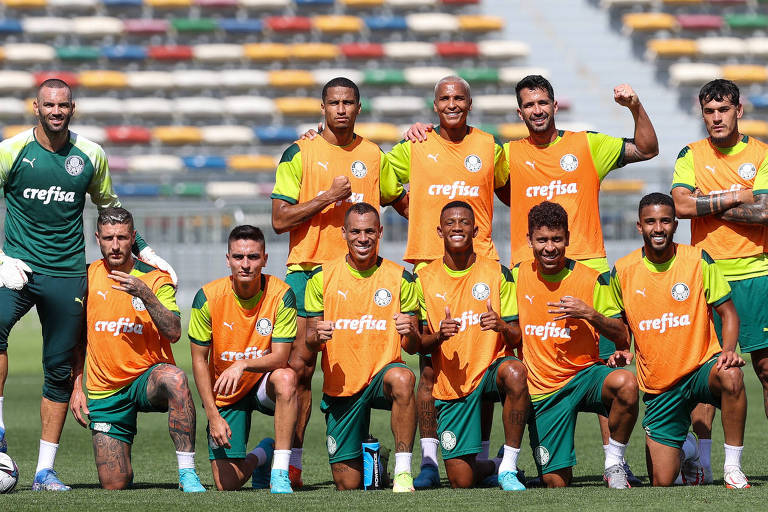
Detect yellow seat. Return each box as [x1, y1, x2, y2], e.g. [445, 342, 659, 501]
[313, 15, 363, 33]
[498, 123, 529, 141]
[623, 12, 677, 32]
[229, 154, 276, 172]
[78, 70, 128, 89]
[268, 70, 315, 88]
[355, 123, 401, 143]
[3, 125, 31, 139]
[739, 120, 768, 138]
[722, 65, 768, 83]
[3, 0, 46, 7]
[145, 0, 191, 6]
[0, 48, 5, 61]
[275, 97, 318, 115]
[647, 39, 697, 58]
[601, 179, 645, 193]
[152, 126, 203, 144]
[290, 43, 339, 60]
[341, 0, 383, 5]
[243, 43, 290, 61]
[458, 15, 504, 32]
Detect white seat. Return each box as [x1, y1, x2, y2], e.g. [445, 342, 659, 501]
[206, 181, 262, 197]
[49, 0, 99, 8]
[0, 71, 35, 91]
[472, 94, 518, 113]
[601, 0, 652, 6]
[126, 71, 174, 90]
[383, 42, 436, 60]
[173, 97, 225, 117]
[669, 62, 721, 86]
[129, 155, 184, 174]
[406, 13, 459, 34]
[747, 37, 768, 58]
[125, 97, 172, 117]
[22, 17, 73, 36]
[477, 40, 530, 60]
[72, 17, 124, 37]
[0, 98, 26, 118]
[499, 67, 550, 85]
[201, 125, 255, 145]
[311, 69, 364, 86]
[220, 69, 269, 89]
[193, 44, 245, 62]
[4, 44, 56, 62]
[697, 37, 746, 58]
[403, 66, 455, 86]
[172, 70, 222, 89]
[385, 0, 437, 7]
[370, 95, 424, 115]
[70, 125, 106, 144]
[238, 0, 290, 7]
[223, 96, 274, 116]
[72, 97, 123, 118]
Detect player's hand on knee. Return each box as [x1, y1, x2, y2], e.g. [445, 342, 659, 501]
[717, 349, 745, 370]
[139, 246, 178, 284]
[214, 360, 246, 396]
[404, 122, 433, 143]
[317, 320, 334, 342]
[0, 251, 32, 290]
[613, 84, 639, 109]
[607, 350, 633, 368]
[209, 414, 232, 449]
[69, 387, 90, 428]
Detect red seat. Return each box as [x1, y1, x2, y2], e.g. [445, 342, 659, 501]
[123, 19, 169, 34]
[340, 42, 384, 58]
[107, 155, 130, 173]
[677, 15, 723, 31]
[105, 126, 152, 144]
[435, 42, 479, 58]
[265, 16, 312, 32]
[148, 45, 194, 60]
[34, 71, 79, 87]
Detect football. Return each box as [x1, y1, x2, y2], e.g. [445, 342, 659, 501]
[0, 452, 19, 493]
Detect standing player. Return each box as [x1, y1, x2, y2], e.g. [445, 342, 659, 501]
[611, 193, 749, 488]
[515, 202, 638, 488]
[415, 201, 529, 491]
[304, 203, 419, 492]
[271, 77, 407, 486]
[0, 79, 174, 490]
[394, 76, 510, 488]
[671, 79, 768, 482]
[189, 226, 298, 493]
[69, 207, 204, 492]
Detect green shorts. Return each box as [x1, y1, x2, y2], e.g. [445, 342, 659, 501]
[0, 272, 87, 402]
[321, 363, 410, 464]
[528, 364, 616, 474]
[598, 335, 616, 360]
[642, 356, 720, 449]
[286, 269, 313, 317]
[208, 372, 276, 460]
[713, 275, 768, 353]
[87, 364, 169, 445]
[435, 356, 518, 460]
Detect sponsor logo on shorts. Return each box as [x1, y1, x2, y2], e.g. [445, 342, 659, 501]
[219, 347, 270, 361]
[256, 318, 273, 336]
[738, 162, 757, 180]
[333, 315, 388, 334]
[472, 282, 490, 301]
[65, 155, 85, 176]
[525, 180, 578, 200]
[524, 322, 571, 341]
[534, 445, 550, 466]
[464, 154, 482, 172]
[560, 154, 579, 172]
[638, 313, 691, 334]
[671, 282, 690, 301]
[22, 186, 76, 204]
[327, 436, 338, 455]
[92, 422, 112, 433]
[373, 288, 392, 307]
[427, 181, 480, 200]
[132, 296, 146, 311]
[94, 317, 145, 336]
[351, 160, 368, 178]
[440, 431, 457, 451]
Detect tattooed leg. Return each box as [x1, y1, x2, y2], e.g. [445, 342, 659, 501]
[417, 359, 437, 440]
[146, 364, 196, 452]
[496, 360, 529, 449]
[93, 432, 133, 490]
[383, 367, 417, 454]
[331, 459, 363, 490]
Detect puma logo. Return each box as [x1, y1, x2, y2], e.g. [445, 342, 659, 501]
[337, 290, 348, 300]
[223, 321, 234, 330]
[524, 294, 534, 304]
[22, 157, 36, 168]
[97, 290, 108, 300]
[525, 161, 535, 170]
[427, 153, 439, 162]
[635, 289, 646, 297]
[705, 165, 716, 173]
[435, 293, 447, 302]
[317, 161, 328, 170]
[74, 296, 84, 307]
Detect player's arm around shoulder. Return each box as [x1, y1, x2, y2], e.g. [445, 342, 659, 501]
[612, 84, 659, 164]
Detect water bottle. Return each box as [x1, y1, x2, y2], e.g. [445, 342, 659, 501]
[362, 435, 381, 490]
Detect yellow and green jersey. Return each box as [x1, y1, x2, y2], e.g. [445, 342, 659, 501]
[0, 128, 144, 276]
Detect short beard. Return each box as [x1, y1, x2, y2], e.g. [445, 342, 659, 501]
[38, 113, 70, 135]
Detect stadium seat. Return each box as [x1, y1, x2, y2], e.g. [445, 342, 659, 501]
[0, 71, 35, 92]
[171, 18, 217, 33]
[697, 37, 746, 58]
[193, 44, 245, 61]
[363, 69, 406, 86]
[499, 67, 549, 85]
[599, 0, 652, 5]
[370, 95, 423, 115]
[623, 13, 678, 33]
[291, 43, 340, 60]
[355, 122, 401, 143]
[254, 126, 298, 144]
[342, 0, 384, 6]
[124, 19, 169, 34]
[238, 0, 290, 7]
[404, 66, 455, 86]
[477, 40, 529, 59]
[0, 98, 26, 118]
[747, 37, 768, 58]
[676, 15, 723, 31]
[275, 97, 318, 115]
[268, 70, 315, 88]
[195, 0, 238, 5]
[385, 0, 437, 7]
[4, 44, 55, 62]
[3, 126, 31, 139]
[183, 155, 228, 171]
[662, 0, 703, 5]
[126, 71, 174, 90]
[146, 0, 192, 7]
[228, 154, 276, 171]
[406, 13, 460, 33]
[218, 19, 263, 33]
[722, 65, 768, 83]
[102, 0, 142, 6]
[3, 0, 46, 7]
[384, 41, 436, 59]
[57, 46, 101, 60]
[737, 119, 768, 137]
[78, 71, 128, 89]
[107, 154, 130, 172]
[224, 96, 274, 116]
[265, 16, 312, 32]
[33, 71, 78, 87]
[160, 181, 206, 197]
[102, 45, 147, 60]
[148, 45, 193, 60]
[458, 15, 504, 32]
[725, 14, 768, 31]
[0, 20, 23, 34]
[220, 70, 269, 88]
[340, 42, 384, 59]
[243, 43, 290, 61]
[436, 42, 478, 58]
[442, 0, 479, 4]
[73, 16, 124, 36]
[70, 125, 106, 144]
[296, 0, 334, 4]
[105, 125, 152, 144]
[668, 62, 720, 86]
[201, 125, 255, 144]
[173, 70, 222, 88]
[127, 155, 184, 173]
[313, 15, 363, 33]
[498, 123, 529, 140]
[113, 184, 162, 197]
[153, 126, 203, 144]
[312, 69, 363, 87]
[472, 94, 517, 113]
[600, 179, 645, 193]
[646, 39, 697, 59]
[125, 97, 173, 117]
[459, 67, 499, 83]
[206, 181, 262, 198]
[75, 97, 123, 117]
[364, 16, 408, 31]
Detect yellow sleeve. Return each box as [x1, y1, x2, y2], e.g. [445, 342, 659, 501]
[270, 143, 303, 205]
[754, 151, 768, 195]
[86, 146, 120, 209]
[400, 270, 419, 314]
[494, 141, 510, 189]
[387, 140, 412, 185]
[414, 274, 427, 323]
[701, 251, 732, 305]
[188, 288, 212, 346]
[379, 150, 406, 206]
[671, 146, 696, 192]
[608, 267, 625, 312]
[155, 284, 180, 316]
[593, 271, 622, 318]
[586, 132, 625, 181]
[272, 288, 297, 342]
[303, 266, 324, 317]
[500, 265, 518, 321]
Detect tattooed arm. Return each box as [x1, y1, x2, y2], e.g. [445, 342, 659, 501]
[671, 186, 753, 219]
[717, 193, 768, 224]
[108, 270, 181, 342]
[614, 84, 659, 164]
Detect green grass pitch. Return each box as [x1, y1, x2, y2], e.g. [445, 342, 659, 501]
[2, 314, 768, 510]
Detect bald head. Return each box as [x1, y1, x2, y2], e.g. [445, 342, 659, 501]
[434, 75, 471, 100]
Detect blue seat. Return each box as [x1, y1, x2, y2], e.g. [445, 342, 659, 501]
[218, 19, 263, 33]
[102, 45, 147, 60]
[255, 126, 298, 144]
[364, 16, 407, 31]
[295, 0, 334, 4]
[102, 0, 143, 5]
[748, 94, 768, 109]
[114, 184, 160, 197]
[0, 20, 22, 34]
[183, 155, 228, 171]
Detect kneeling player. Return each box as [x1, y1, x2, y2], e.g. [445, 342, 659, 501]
[305, 203, 419, 491]
[70, 207, 205, 492]
[189, 226, 298, 493]
[610, 193, 749, 488]
[416, 201, 529, 490]
[516, 202, 638, 488]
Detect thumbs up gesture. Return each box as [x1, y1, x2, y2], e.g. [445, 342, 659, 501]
[393, 312, 418, 336]
[438, 306, 459, 342]
[480, 299, 503, 332]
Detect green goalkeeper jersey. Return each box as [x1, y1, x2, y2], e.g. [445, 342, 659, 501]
[0, 128, 136, 276]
